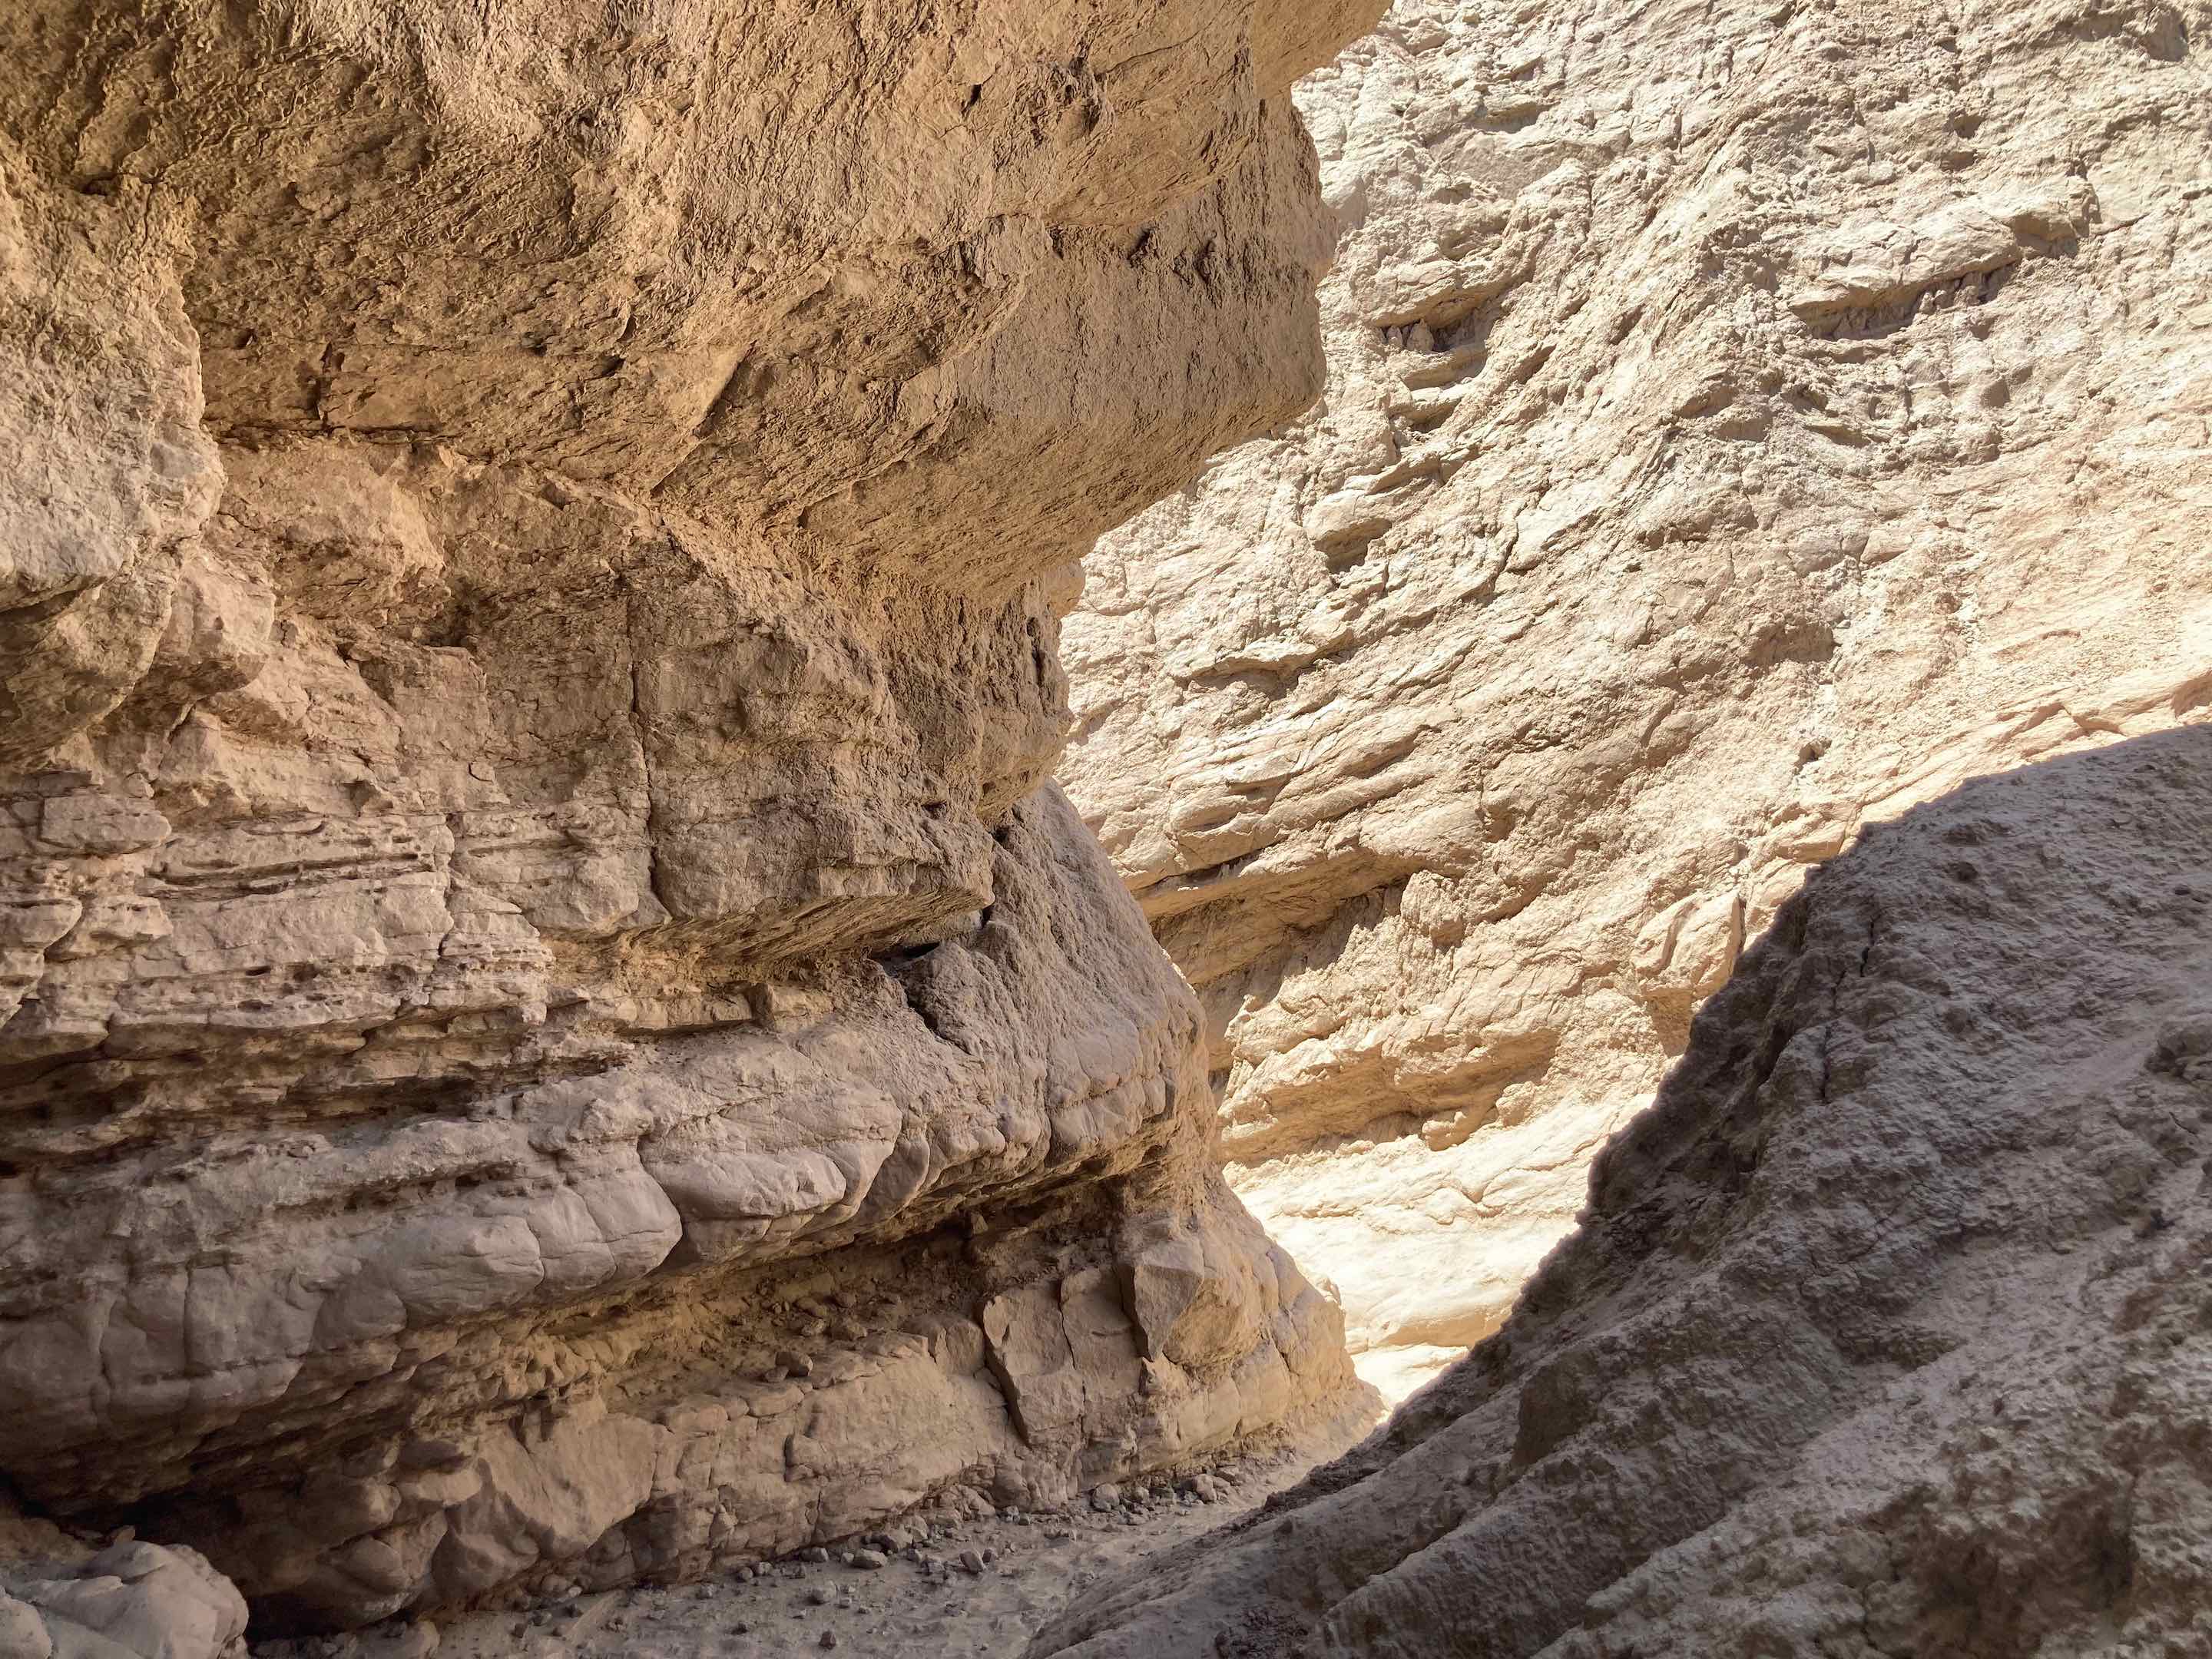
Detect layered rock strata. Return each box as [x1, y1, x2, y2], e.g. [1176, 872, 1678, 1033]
[1038, 724, 2212, 1659]
[1061, 0, 2212, 1396]
[0, 0, 1379, 1630]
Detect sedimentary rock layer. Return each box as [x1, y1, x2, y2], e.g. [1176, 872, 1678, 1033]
[1038, 725, 2212, 1659]
[1061, 0, 2212, 1395]
[0, 0, 1379, 1628]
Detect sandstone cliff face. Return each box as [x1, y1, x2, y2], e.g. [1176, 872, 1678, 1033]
[1061, 0, 2212, 1396]
[1038, 725, 2212, 1659]
[0, 0, 1379, 1631]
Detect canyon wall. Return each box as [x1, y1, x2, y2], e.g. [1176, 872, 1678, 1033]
[0, 0, 1381, 1634]
[1038, 724, 2212, 1659]
[1061, 0, 2212, 1396]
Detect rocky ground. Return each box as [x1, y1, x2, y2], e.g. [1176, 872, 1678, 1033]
[253, 1445, 1348, 1659]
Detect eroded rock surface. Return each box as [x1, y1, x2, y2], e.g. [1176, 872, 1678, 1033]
[0, 1502, 247, 1659]
[1061, 0, 2212, 1394]
[0, 0, 1379, 1631]
[0, 1544, 249, 1659]
[1037, 726, 2212, 1659]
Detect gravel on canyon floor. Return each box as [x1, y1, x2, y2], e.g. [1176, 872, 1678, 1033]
[255, 1450, 1330, 1659]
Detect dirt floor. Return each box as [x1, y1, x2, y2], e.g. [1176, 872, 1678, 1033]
[256, 1438, 1355, 1659]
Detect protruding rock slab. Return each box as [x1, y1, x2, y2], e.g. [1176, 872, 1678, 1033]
[0, 0, 1381, 1630]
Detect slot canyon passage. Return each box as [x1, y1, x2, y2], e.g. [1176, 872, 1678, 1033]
[0, 5, 2209, 1659]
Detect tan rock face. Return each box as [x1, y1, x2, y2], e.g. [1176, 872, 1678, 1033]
[0, 1528, 250, 1659]
[1061, 0, 2212, 1396]
[1038, 726, 2212, 1659]
[0, 0, 1381, 1630]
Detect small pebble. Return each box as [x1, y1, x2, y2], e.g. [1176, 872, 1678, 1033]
[958, 1550, 985, 1575]
[801, 1547, 830, 1564]
[819, 1634, 838, 1651]
[849, 1549, 888, 1570]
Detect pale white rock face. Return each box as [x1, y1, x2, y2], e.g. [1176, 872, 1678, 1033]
[1038, 725, 2212, 1659]
[0, 0, 1383, 1632]
[0, 1540, 250, 1659]
[1061, 0, 2212, 1396]
[0, 1502, 248, 1659]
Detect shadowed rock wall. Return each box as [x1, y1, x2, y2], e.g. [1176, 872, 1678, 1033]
[1038, 726, 2212, 1659]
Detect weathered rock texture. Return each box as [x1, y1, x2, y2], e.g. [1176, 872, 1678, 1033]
[0, 1504, 248, 1659]
[1037, 724, 2212, 1659]
[1061, 0, 2212, 1396]
[0, 0, 1381, 1631]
